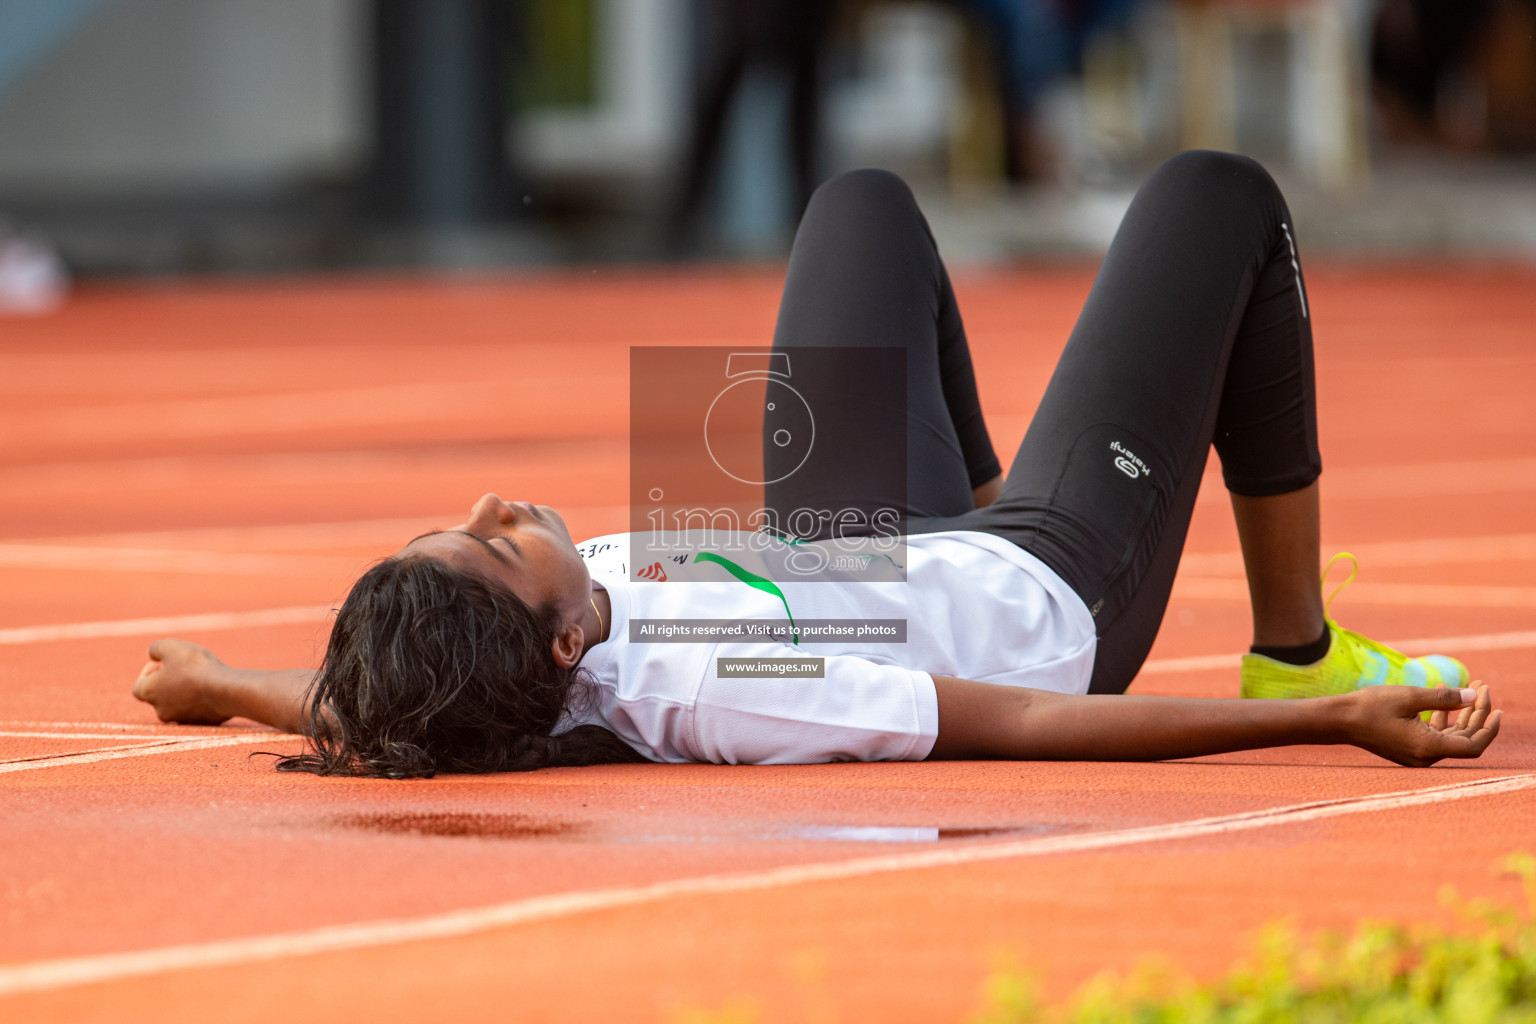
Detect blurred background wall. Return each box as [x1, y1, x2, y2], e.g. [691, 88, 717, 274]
[0, 0, 364, 191]
[0, 0, 1534, 283]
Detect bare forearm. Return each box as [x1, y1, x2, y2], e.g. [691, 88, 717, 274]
[1044, 691, 1352, 761]
[213, 666, 316, 734]
[133, 638, 317, 733]
[995, 692, 1336, 761]
[928, 676, 1498, 767]
[930, 676, 1343, 761]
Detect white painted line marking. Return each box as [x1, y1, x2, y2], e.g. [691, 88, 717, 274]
[0, 772, 1529, 996]
[1140, 628, 1536, 675]
[0, 381, 537, 446]
[1378, 628, 1536, 654]
[6, 515, 458, 552]
[0, 731, 173, 740]
[0, 721, 270, 734]
[0, 605, 334, 645]
[1174, 576, 1536, 608]
[0, 734, 289, 773]
[5, 505, 629, 552]
[0, 544, 362, 577]
[1179, 532, 1536, 576]
[1196, 456, 1536, 505]
[34, 532, 1535, 581]
[1139, 652, 1242, 674]
[0, 740, 168, 764]
[0, 739, 182, 764]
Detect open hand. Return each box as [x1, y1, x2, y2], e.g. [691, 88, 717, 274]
[131, 638, 231, 725]
[1344, 683, 1501, 767]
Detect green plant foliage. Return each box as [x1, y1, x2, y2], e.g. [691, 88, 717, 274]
[665, 855, 1535, 1024]
[973, 853, 1536, 1024]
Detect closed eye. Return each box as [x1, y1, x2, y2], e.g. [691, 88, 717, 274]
[404, 529, 518, 565]
[453, 532, 512, 566]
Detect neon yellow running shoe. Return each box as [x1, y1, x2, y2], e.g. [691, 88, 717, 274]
[1239, 553, 1470, 700]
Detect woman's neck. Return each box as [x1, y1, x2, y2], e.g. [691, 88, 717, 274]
[580, 584, 612, 658]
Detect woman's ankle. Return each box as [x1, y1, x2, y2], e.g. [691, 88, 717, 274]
[1251, 621, 1331, 665]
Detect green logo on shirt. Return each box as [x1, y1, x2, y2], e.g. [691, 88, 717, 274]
[695, 552, 800, 645]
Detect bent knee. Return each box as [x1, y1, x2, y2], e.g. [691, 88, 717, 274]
[803, 168, 919, 222]
[1151, 150, 1282, 205]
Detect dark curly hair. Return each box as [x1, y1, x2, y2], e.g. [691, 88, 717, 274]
[275, 555, 644, 778]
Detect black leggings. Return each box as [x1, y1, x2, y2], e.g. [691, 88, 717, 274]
[770, 152, 1322, 694]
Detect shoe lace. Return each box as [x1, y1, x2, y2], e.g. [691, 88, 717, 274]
[1322, 551, 1357, 620]
[1321, 551, 1407, 668]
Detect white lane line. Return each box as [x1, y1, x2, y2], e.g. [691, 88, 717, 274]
[1140, 628, 1536, 675]
[0, 731, 172, 740]
[1141, 652, 1242, 674]
[0, 505, 632, 578]
[1173, 576, 1536, 608]
[0, 605, 334, 645]
[0, 773, 1529, 996]
[0, 734, 291, 773]
[0, 381, 534, 445]
[1376, 628, 1536, 654]
[1196, 456, 1536, 505]
[0, 721, 270, 734]
[4, 504, 630, 553]
[0, 741, 183, 765]
[2, 602, 1530, 671]
[26, 530, 1527, 579]
[0, 545, 363, 577]
[1178, 532, 1536, 576]
[5, 516, 455, 553]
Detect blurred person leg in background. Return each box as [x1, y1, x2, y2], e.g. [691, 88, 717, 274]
[1371, 0, 1494, 147]
[667, 0, 837, 255]
[1371, 0, 1536, 153]
[951, 0, 1144, 182]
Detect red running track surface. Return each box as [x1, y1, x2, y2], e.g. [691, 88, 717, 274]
[0, 267, 1532, 1022]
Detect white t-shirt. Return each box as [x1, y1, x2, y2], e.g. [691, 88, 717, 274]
[563, 531, 1096, 764]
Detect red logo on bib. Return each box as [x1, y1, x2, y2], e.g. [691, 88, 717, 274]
[637, 561, 668, 581]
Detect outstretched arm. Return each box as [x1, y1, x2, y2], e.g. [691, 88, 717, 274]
[132, 638, 315, 734]
[928, 676, 1501, 767]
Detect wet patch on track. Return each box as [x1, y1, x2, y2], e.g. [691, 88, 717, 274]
[335, 810, 581, 841]
[784, 824, 1061, 842]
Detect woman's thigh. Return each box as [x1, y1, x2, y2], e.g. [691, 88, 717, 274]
[953, 151, 1318, 691]
[767, 169, 997, 530]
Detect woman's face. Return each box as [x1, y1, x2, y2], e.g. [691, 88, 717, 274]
[402, 494, 591, 625]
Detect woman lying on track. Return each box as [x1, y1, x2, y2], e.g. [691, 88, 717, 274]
[132, 152, 1501, 775]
